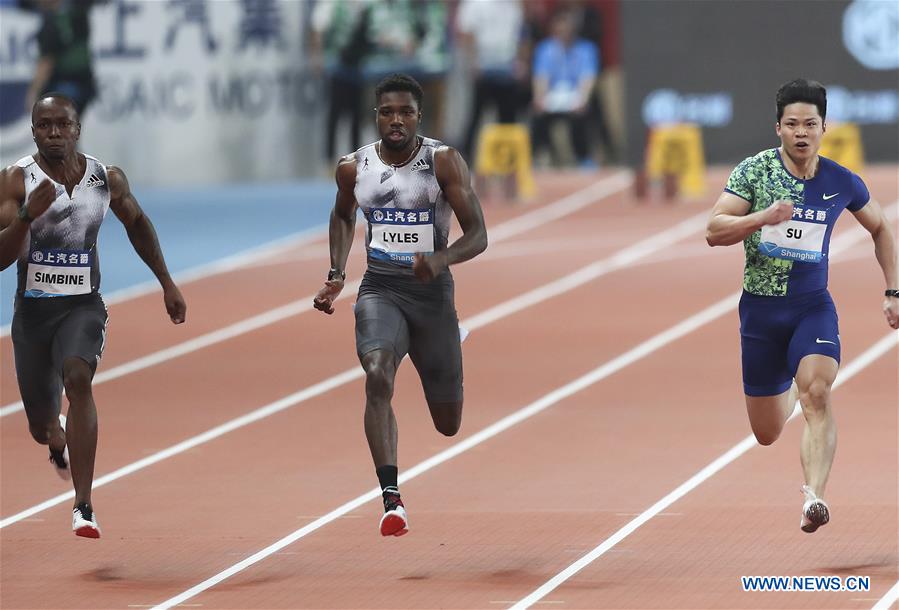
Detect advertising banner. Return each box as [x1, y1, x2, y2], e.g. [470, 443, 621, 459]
[622, 0, 899, 166]
[1, 0, 321, 185]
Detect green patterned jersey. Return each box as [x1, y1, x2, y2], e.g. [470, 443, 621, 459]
[724, 148, 870, 296]
[725, 149, 800, 295]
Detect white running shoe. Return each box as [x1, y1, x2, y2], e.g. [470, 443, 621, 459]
[49, 414, 70, 481]
[800, 485, 830, 533]
[72, 502, 101, 539]
[379, 495, 408, 537]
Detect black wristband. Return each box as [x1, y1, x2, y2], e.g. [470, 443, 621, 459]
[17, 205, 33, 223]
[327, 268, 346, 281]
[886, 289, 899, 298]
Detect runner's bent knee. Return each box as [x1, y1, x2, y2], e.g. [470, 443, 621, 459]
[28, 420, 55, 444]
[363, 351, 396, 401]
[799, 377, 831, 412]
[62, 357, 94, 399]
[432, 404, 462, 436]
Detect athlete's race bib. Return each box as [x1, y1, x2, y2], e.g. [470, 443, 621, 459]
[25, 249, 92, 297]
[368, 207, 434, 265]
[759, 220, 826, 263]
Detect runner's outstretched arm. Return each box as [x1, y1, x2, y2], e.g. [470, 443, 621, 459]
[328, 156, 358, 276]
[313, 156, 357, 314]
[108, 166, 186, 324]
[852, 199, 899, 329]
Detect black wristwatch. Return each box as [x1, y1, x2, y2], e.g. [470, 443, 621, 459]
[886, 289, 899, 299]
[327, 268, 346, 281]
[17, 205, 33, 223]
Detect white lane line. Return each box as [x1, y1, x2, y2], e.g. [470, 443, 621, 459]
[0, 284, 358, 420]
[143, 206, 894, 610]
[0, 181, 695, 530]
[0, 171, 630, 335]
[0, 225, 329, 337]
[145, 291, 743, 610]
[0, 172, 633, 418]
[510, 331, 898, 610]
[484, 237, 686, 261]
[0, 368, 360, 531]
[872, 581, 899, 610]
[2, 200, 887, 533]
[127, 605, 202, 608]
[100, 226, 329, 305]
[484, 172, 633, 243]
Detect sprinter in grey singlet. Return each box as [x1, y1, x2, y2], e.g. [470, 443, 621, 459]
[314, 74, 488, 537]
[0, 94, 186, 538]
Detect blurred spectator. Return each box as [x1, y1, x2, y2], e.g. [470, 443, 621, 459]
[22, 0, 101, 118]
[410, 0, 450, 76]
[365, 0, 417, 68]
[518, 0, 551, 110]
[410, 0, 450, 139]
[309, 0, 373, 162]
[456, 0, 530, 162]
[530, 7, 599, 168]
[543, 0, 622, 163]
[565, 0, 617, 162]
[365, 0, 450, 139]
[310, 0, 452, 156]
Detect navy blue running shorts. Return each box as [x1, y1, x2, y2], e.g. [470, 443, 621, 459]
[739, 289, 840, 397]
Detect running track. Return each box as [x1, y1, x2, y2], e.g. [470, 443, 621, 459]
[1, 168, 896, 610]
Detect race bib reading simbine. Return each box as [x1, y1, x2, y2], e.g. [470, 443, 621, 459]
[24, 249, 92, 297]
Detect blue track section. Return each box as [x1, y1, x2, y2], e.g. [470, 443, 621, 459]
[1, 181, 335, 326]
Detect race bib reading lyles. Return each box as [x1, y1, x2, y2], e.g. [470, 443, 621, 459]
[368, 207, 434, 265]
[759, 220, 826, 263]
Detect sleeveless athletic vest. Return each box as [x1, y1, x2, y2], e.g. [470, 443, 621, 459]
[353, 137, 452, 275]
[14, 154, 111, 298]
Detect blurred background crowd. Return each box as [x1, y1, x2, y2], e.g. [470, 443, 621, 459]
[0, 0, 896, 188]
[306, 0, 621, 170]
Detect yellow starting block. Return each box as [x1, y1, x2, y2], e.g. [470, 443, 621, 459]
[820, 122, 864, 175]
[475, 124, 536, 198]
[644, 123, 706, 197]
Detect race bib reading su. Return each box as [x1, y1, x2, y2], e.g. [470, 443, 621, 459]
[759, 220, 826, 263]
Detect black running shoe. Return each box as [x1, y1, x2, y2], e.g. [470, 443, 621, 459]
[49, 414, 70, 481]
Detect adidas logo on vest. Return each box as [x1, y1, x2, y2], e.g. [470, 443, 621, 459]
[410, 158, 430, 172]
[85, 174, 105, 188]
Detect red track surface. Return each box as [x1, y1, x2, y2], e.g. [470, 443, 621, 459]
[1, 168, 896, 610]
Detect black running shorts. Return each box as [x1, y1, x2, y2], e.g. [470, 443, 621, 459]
[354, 269, 463, 404]
[11, 292, 108, 424]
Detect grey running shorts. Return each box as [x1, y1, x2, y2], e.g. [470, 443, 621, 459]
[355, 269, 463, 403]
[11, 292, 108, 424]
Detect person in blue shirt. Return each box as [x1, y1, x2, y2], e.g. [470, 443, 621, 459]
[530, 8, 598, 169]
[706, 79, 898, 533]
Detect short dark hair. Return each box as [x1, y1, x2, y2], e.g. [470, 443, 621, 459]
[374, 73, 423, 109]
[32, 92, 80, 120]
[776, 79, 826, 122]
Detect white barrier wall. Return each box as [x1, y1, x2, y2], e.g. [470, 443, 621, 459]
[0, 0, 322, 186]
